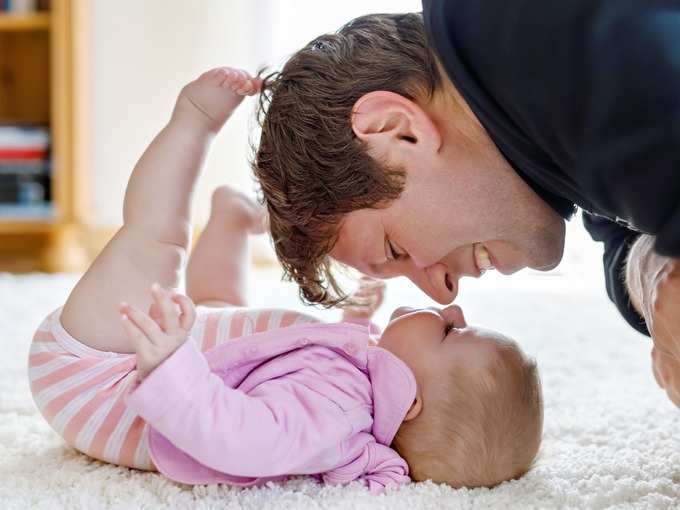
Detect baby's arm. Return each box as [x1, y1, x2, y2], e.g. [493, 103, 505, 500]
[61, 68, 261, 353]
[124, 330, 349, 479]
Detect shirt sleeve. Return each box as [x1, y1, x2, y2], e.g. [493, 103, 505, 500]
[342, 317, 382, 338]
[125, 339, 349, 478]
[323, 437, 410, 493]
[582, 212, 649, 336]
[361, 442, 411, 493]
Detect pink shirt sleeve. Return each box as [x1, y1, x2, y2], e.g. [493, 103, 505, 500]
[362, 442, 411, 493]
[125, 339, 349, 478]
[323, 437, 410, 493]
[342, 318, 382, 339]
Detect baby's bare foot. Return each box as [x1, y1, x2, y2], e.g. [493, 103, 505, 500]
[210, 185, 266, 234]
[172, 67, 263, 134]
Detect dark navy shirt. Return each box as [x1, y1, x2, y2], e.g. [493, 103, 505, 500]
[423, 0, 680, 336]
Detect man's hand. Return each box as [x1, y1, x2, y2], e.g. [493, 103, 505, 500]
[342, 276, 386, 322]
[627, 235, 680, 406]
[119, 283, 197, 380]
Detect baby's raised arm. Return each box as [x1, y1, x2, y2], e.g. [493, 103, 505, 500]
[60, 68, 261, 353]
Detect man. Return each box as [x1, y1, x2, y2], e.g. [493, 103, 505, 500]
[252, 1, 680, 405]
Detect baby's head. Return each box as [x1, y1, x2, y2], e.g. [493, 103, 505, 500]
[379, 305, 542, 488]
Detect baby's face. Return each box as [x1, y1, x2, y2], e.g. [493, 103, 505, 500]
[378, 305, 517, 388]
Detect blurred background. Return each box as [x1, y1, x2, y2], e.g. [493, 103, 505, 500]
[0, 0, 607, 310]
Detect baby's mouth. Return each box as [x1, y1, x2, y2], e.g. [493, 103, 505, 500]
[473, 243, 495, 275]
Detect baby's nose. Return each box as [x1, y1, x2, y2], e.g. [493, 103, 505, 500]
[389, 306, 416, 321]
[440, 304, 467, 327]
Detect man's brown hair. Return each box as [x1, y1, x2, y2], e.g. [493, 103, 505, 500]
[252, 12, 442, 306]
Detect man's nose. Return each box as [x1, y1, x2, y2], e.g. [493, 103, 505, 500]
[404, 262, 458, 304]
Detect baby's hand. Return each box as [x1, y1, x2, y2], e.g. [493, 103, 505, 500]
[173, 67, 262, 134]
[119, 283, 197, 380]
[342, 276, 386, 322]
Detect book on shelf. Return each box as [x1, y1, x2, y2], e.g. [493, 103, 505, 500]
[0, 125, 51, 213]
[0, 0, 49, 13]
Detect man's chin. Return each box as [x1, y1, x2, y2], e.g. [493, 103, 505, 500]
[530, 261, 560, 271]
[529, 251, 564, 271]
[528, 233, 566, 272]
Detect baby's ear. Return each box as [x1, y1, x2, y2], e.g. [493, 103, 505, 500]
[403, 394, 423, 422]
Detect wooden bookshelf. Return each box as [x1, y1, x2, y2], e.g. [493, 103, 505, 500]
[0, 1, 89, 272]
[0, 12, 50, 31]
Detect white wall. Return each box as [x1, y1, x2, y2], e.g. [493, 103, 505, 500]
[88, 0, 258, 227]
[86, 0, 422, 229]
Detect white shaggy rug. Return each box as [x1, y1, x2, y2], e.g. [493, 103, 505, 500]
[2, 223, 680, 509]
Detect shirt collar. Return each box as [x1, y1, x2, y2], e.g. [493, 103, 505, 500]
[366, 346, 417, 446]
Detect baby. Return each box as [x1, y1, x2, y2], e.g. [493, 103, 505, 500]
[27, 67, 542, 492]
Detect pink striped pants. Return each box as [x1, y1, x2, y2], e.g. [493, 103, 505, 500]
[28, 305, 318, 470]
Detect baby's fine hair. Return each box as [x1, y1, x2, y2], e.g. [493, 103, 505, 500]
[252, 12, 442, 308]
[392, 340, 543, 488]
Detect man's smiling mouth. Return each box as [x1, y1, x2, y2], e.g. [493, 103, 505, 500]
[473, 243, 495, 275]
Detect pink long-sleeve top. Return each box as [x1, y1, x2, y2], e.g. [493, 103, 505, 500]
[125, 321, 416, 492]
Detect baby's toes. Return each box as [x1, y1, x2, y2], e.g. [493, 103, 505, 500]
[235, 77, 262, 96]
[197, 67, 227, 86]
[221, 72, 245, 90]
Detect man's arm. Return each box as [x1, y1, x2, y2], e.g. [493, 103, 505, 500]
[582, 212, 648, 335]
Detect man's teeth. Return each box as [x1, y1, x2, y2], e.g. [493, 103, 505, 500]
[476, 244, 494, 271]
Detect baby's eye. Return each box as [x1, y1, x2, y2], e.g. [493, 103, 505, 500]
[444, 323, 454, 335]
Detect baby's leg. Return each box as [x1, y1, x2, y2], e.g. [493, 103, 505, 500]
[60, 68, 261, 353]
[186, 186, 265, 308]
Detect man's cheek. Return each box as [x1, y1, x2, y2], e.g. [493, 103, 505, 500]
[652, 346, 670, 389]
[652, 349, 664, 388]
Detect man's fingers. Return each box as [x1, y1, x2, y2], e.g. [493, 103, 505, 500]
[171, 293, 197, 331]
[119, 302, 162, 344]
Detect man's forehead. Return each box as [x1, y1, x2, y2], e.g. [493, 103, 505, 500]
[330, 210, 383, 274]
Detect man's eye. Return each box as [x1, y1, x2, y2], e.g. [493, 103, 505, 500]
[387, 240, 397, 260]
[388, 240, 406, 261]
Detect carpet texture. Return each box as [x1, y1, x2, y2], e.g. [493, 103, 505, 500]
[2, 256, 680, 509]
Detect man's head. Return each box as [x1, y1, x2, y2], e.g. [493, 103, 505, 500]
[253, 12, 566, 306]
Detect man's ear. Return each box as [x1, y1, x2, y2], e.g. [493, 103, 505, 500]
[403, 393, 423, 422]
[351, 91, 441, 161]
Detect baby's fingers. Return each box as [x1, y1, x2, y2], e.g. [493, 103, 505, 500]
[151, 283, 180, 333]
[171, 293, 197, 331]
[120, 312, 150, 350]
[119, 302, 163, 345]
